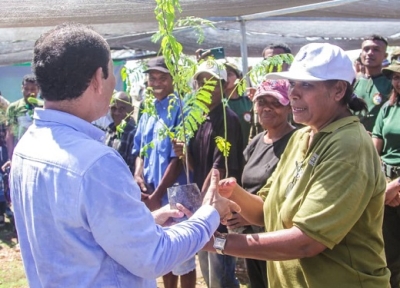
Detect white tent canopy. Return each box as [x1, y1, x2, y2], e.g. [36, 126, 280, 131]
[1, 0, 400, 65]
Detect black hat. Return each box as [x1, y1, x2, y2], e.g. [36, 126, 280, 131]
[143, 56, 169, 73]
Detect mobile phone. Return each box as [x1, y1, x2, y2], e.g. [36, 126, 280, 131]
[200, 47, 225, 59]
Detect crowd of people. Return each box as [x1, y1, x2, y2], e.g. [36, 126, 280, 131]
[1, 22, 399, 288]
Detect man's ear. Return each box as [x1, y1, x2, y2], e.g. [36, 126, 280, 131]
[91, 67, 104, 94]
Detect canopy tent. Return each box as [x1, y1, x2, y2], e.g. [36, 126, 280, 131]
[1, 0, 400, 66]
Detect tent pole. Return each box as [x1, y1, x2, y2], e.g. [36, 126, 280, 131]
[239, 18, 250, 87]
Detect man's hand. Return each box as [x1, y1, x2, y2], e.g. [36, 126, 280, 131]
[203, 169, 241, 225]
[195, 48, 211, 62]
[134, 174, 147, 192]
[152, 203, 193, 226]
[218, 177, 238, 199]
[172, 139, 185, 159]
[1, 160, 11, 172]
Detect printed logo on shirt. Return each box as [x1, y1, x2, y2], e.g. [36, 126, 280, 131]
[243, 112, 251, 123]
[309, 153, 319, 166]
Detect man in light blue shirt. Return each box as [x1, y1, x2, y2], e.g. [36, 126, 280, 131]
[10, 23, 239, 288]
[132, 56, 197, 288]
[133, 56, 187, 212]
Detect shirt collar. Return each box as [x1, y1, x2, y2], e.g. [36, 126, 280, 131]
[298, 116, 360, 140]
[33, 108, 105, 142]
[319, 116, 360, 133]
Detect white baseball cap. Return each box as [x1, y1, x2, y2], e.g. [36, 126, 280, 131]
[266, 43, 355, 84]
[193, 59, 227, 82]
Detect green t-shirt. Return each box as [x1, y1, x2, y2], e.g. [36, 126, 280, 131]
[228, 96, 253, 147]
[372, 101, 400, 166]
[353, 74, 392, 132]
[6, 98, 43, 140]
[258, 116, 389, 288]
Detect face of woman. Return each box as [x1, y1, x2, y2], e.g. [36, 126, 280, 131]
[289, 80, 341, 132]
[254, 95, 291, 130]
[391, 72, 400, 95]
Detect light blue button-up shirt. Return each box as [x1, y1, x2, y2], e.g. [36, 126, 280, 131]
[133, 95, 188, 198]
[11, 108, 219, 288]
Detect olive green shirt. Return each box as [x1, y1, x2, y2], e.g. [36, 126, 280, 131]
[259, 116, 389, 288]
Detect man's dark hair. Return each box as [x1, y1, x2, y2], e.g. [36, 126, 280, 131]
[33, 23, 110, 101]
[362, 34, 388, 47]
[22, 74, 38, 86]
[262, 43, 292, 57]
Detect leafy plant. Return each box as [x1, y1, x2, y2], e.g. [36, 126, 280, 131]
[122, 0, 294, 181]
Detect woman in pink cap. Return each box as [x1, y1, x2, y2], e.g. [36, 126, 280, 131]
[226, 79, 295, 288]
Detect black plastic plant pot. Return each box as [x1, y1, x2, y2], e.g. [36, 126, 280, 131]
[167, 183, 202, 222]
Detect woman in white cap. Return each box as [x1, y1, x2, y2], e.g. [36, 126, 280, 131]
[372, 61, 400, 288]
[210, 43, 390, 287]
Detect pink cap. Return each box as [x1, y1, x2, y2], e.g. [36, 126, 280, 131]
[253, 79, 290, 106]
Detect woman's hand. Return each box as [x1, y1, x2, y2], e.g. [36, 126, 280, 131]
[218, 177, 238, 199]
[385, 178, 400, 206]
[227, 212, 250, 230]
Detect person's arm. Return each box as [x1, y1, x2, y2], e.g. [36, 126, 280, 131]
[145, 157, 183, 211]
[208, 226, 326, 261]
[133, 156, 146, 191]
[372, 137, 383, 156]
[5, 128, 14, 160]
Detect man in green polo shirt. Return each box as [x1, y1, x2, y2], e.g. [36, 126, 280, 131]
[5, 74, 42, 159]
[354, 34, 392, 132]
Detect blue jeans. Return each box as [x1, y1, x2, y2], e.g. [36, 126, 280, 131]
[198, 251, 239, 288]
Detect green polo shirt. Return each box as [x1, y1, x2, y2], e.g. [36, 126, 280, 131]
[353, 74, 392, 132]
[259, 116, 389, 288]
[228, 96, 253, 147]
[372, 101, 400, 166]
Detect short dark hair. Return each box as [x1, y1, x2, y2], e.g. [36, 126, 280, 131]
[362, 34, 388, 47]
[262, 43, 292, 57]
[33, 23, 110, 101]
[22, 74, 38, 86]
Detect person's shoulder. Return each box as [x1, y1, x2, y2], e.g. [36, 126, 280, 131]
[225, 106, 240, 119]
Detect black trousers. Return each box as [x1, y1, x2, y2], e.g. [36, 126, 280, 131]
[383, 205, 400, 288]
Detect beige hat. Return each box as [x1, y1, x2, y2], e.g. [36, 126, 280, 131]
[382, 62, 400, 78]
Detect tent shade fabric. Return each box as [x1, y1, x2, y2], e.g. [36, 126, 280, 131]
[1, 0, 400, 65]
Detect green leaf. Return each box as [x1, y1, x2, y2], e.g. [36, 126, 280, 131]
[215, 136, 231, 157]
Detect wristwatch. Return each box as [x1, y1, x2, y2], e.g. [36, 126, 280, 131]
[213, 233, 227, 255]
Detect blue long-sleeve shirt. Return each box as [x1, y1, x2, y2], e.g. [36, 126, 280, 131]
[11, 108, 219, 288]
